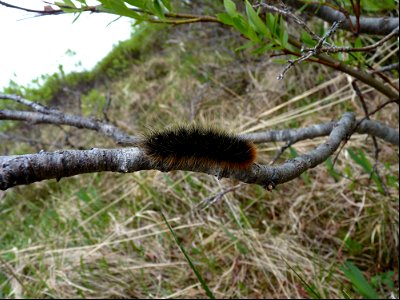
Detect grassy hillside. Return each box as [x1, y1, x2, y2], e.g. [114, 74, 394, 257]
[0, 13, 398, 299]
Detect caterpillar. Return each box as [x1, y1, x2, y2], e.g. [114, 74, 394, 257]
[139, 125, 257, 170]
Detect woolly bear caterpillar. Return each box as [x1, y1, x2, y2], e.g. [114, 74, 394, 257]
[139, 125, 257, 170]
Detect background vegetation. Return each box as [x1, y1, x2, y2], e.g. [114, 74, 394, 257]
[0, 0, 398, 298]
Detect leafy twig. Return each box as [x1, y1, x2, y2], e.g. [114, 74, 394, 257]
[277, 21, 341, 80]
[303, 27, 399, 54]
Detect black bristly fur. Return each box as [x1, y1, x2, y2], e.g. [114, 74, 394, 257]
[140, 125, 257, 170]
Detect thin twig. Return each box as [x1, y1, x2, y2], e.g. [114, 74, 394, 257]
[194, 184, 244, 211]
[282, 0, 399, 35]
[0, 93, 61, 115]
[332, 98, 399, 166]
[351, 80, 388, 195]
[0, 94, 140, 146]
[0, 1, 221, 25]
[303, 26, 399, 53]
[258, 2, 331, 46]
[277, 21, 341, 80]
[270, 141, 293, 165]
[371, 63, 399, 74]
[355, 0, 361, 35]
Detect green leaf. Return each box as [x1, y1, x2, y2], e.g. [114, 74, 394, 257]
[98, 0, 143, 19]
[245, 25, 261, 42]
[224, 0, 238, 17]
[344, 238, 362, 255]
[362, 0, 397, 12]
[55, 1, 81, 13]
[354, 37, 363, 48]
[124, 0, 146, 9]
[281, 29, 289, 48]
[153, 0, 165, 19]
[234, 41, 256, 52]
[348, 149, 371, 172]
[251, 42, 276, 54]
[231, 15, 249, 35]
[62, 0, 76, 8]
[160, 0, 171, 11]
[371, 271, 395, 289]
[278, 19, 289, 48]
[325, 157, 341, 182]
[271, 58, 290, 64]
[245, 0, 268, 36]
[386, 174, 399, 188]
[266, 13, 278, 36]
[301, 30, 316, 47]
[76, 188, 91, 203]
[347, 149, 385, 194]
[216, 13, 233, 26]
[340, 261, 379, 299]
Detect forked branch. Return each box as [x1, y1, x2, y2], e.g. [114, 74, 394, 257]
[1, 113, 398, 190]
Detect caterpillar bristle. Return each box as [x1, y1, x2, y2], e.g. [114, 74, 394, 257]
[139, 125, 257, 170]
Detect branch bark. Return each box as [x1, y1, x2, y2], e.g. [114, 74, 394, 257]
[282, 0, 399, 35]
[286, 36, 399, 99]
[0, 93, 139, 145]
[241, 119, 399, 146]
[1, 113, 398, 191]
[0, 110, 139, 145]
[0, 148, 150, 190]
[2, 93, 398, 147]
[302, 27, 399, 53]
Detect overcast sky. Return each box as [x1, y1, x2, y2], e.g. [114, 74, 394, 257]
[0, 0, 133, 90]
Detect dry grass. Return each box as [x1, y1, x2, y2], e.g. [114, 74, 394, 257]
[0, 23, 398, 298]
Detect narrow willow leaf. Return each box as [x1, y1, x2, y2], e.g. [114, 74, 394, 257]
[224, 0, 238, 18]
[161, 0, 171, 11]
[340, 261, 379, 299]
[245, 0, 268, 36]
[153, 0, 165, 19]
[216, 13, 234, 26]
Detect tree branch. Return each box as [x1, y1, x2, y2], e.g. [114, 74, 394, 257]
[0, 110, 138, 145]
[241, 118, 399, 146]
[1, 1, 397, 98]
[2, 93, 398, 147]
[371, 63, 399, 74]
[286, 36, 399, 99]
[2, 0, 396, 36]
[255, 5, 398, 98]
[0, 1, 220, 25]
[277, 21, 342, 80]
[302, 26, 399, 54]
[2, 113, 398, 191]
[0, 0, 62, 13]
[0, 148, 150, 190]
[0, 93, 139, 145]
[282, 0, 399, 35]
[0, 93, 62, 115]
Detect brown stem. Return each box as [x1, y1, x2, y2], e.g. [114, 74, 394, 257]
[288, 36, 398, 99]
